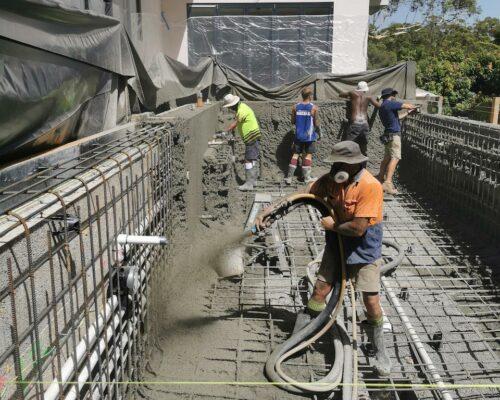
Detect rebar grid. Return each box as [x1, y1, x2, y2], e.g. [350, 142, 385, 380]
[403, 114, 500, 237]
[0, 123, 174, 399]
[200, 186, 499, 400]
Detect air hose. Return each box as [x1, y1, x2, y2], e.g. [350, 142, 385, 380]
[256, 193, 405, 395]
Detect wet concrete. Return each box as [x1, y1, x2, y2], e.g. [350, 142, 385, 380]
[219, 101, 385, 181]
[144, 101, 499, 400]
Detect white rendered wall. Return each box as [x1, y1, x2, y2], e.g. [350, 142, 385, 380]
[332, 0, 370, 74]
[161, 0, 373, 74]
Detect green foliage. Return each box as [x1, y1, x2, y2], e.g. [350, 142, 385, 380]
[368, 18, 500, 116]
[386, 0, 479, 20]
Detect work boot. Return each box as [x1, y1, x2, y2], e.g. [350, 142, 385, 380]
[238, 167, 257, 191]
[254, 163, 261, 179]
[365, 323, 392, 376]
[302, 166, 314, 183]
[284, 164, 297, 185]
[382, 181, 399, 195]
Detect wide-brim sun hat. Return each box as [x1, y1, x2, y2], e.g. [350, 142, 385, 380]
[381, 87, 398, 98]
[324, 141, 369, 164]
[223, 94, 240, 108]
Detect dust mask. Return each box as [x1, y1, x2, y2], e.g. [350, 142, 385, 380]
[334, 171, 349, 183]
[330, 163, 349, 184]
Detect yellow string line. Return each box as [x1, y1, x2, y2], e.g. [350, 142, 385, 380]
[2, 381, 499, 389]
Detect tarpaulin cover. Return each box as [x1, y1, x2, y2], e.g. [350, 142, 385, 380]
[218, 60, 416, 102]
[0, 0, 416, 162]
[0, 0, 136, 160]
[188, 15, 334, 88]
[139, 55, 415, 105]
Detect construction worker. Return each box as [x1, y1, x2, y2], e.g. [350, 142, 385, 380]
[339, 81, 380, 156]
[255, 141, 390, 376]
[377, 88, 417, 194]
[285, 87, 320, 185]
[224, 93, 261, 191]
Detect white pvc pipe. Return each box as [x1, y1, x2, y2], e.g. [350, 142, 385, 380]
[117, 234, 167, 246]
[46, 201, 163, 399]
[44, 296, 119, 400]
[90, 350, 129, 400]
[382, 277, 454, 400]
[64, 314, 129, 400]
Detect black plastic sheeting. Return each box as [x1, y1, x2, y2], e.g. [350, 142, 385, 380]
[0, 0, 137, 161]
[0, 0, 416, 162]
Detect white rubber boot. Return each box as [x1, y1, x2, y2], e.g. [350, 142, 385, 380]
[302, 166, 315, 183]
[284, 164, 297, 185]
[238, 167, 256, 191]
[367, 324, 392, 376]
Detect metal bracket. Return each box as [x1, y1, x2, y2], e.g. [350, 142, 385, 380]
[431, 331, 443, 351]
[399, 287, 410, 301]
[49, 214, 80, 235]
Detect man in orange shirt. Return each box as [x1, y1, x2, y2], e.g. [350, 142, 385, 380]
[307, 141, 389, 375]
[256, 141, 390, 376]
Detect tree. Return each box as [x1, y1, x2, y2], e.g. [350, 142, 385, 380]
[368, 18, 500, 117]
[372, 0, 479, 39]
[474, 17, 500, 45]
[384, 0, 479, 22]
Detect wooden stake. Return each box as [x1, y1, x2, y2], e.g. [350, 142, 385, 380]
[489, 97, 500, 125]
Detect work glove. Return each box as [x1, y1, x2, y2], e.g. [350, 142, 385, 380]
[253, 214, 271, 231]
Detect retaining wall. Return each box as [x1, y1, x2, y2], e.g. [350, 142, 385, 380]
[0, 104, 220, 400]
[221, 101, 386, 181]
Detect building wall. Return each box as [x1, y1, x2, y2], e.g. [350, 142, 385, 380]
[161, 0, 372, 74]
[331, 0, 370, 74]
[59, 0, 374, 75]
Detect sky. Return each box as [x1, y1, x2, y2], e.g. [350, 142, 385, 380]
[371, 0, 500, 28]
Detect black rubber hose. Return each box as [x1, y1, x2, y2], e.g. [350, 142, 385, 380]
[263, 195, 346, 394]
[261, 195, 405, 394]
[380, 239, 404, 275]
[264, 265, 344, 393]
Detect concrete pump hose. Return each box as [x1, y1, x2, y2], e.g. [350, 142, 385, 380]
[307, 257, 353, 397]
[380, 239, 404, 275]
[263, 194, 347, 394]
[262, 194, 406, 395]
[306, 266, 354, 399]
[348, 281, 357, 400]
